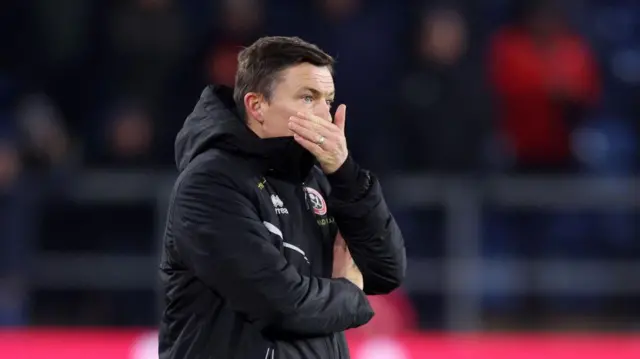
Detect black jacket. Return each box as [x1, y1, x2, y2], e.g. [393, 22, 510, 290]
[158, 85, 406, 359]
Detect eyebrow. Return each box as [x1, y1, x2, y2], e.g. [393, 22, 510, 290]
[300, 87, 335, 98]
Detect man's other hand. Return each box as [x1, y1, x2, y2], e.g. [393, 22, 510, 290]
[332, 231, 363, 290]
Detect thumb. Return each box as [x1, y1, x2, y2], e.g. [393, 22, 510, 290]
[334, 104, 347, 132]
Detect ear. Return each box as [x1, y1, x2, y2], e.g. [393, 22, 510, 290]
[244, 92, 265, 123]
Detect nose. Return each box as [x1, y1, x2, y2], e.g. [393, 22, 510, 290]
[314, 101, 332, 122]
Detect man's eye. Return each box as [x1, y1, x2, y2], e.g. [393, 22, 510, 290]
[303, 96, 314, 104]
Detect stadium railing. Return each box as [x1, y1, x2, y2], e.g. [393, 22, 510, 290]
[29, 171, 640, 331]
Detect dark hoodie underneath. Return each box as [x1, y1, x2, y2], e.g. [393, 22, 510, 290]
[159, 85, 406, 359]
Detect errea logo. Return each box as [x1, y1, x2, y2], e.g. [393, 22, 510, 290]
[271, 194, 289, 215]
[271, 194, 284, 207]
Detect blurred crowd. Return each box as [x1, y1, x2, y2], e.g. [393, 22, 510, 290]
[0, 0, 638, 329]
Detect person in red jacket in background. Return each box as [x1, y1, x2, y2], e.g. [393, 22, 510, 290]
[489, 0, 600, 173]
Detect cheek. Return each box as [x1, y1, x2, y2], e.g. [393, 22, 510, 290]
[262, 103, 298, 135]
[286, 100, 311, 114]
[274, 100, 309, 120]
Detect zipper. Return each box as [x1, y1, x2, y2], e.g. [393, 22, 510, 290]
[301, 181, 311, 210]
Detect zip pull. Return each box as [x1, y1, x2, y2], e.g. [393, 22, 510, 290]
[301, 182, 310, 210]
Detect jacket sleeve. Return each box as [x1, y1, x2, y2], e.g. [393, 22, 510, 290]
[326, 157, 407, 295]
[172, 163, 374, 336]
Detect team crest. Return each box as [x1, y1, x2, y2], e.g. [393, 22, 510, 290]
[304, 187, 327, 216]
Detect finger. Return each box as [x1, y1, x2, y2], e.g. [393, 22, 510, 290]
[289, 121, 332, 146]
[333, 104, 347, 132]
[293, 134, 323, 155]
[290, 116, 337, 138]
[295, 112, 339, 132]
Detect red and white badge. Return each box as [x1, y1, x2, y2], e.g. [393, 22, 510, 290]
[304, 187, 327, 216]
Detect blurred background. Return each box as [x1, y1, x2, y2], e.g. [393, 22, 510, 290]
[0, 0, 639, 357]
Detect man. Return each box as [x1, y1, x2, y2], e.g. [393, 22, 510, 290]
[488, 0, 599, 173]
[158, 36, 406, 359]
[486, 0, 600, 326]
[397, 5, 492, 174]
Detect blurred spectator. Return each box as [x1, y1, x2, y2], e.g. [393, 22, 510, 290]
[396, 5, 493, 173]
[14, 93, 72, 169]
[204, 0, 265, 87]
[0, 90, 76, 326]
[86, 100, 156, 167]
[488, 0, 600, 173]
[391, 4, 491, 263]
[107, 0, 187, 107]
[109, 105, 154, 163]
[390, 6, 493, 325]
[484, 0, 605, 327]
[153, 0, 266, 166]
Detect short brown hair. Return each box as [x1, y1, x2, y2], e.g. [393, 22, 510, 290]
[233, 36, 334, 110]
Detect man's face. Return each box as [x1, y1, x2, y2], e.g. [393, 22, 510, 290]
[251, 63, 335, 138]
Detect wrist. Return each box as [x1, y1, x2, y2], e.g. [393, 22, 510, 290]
[326, 156, 362, 200]
[321, 154, 348, 175]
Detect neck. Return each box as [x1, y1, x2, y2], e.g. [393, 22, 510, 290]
[243, 117, 315, 181]
[249, 129, 314, 182]
[262, 137, 315, 182]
